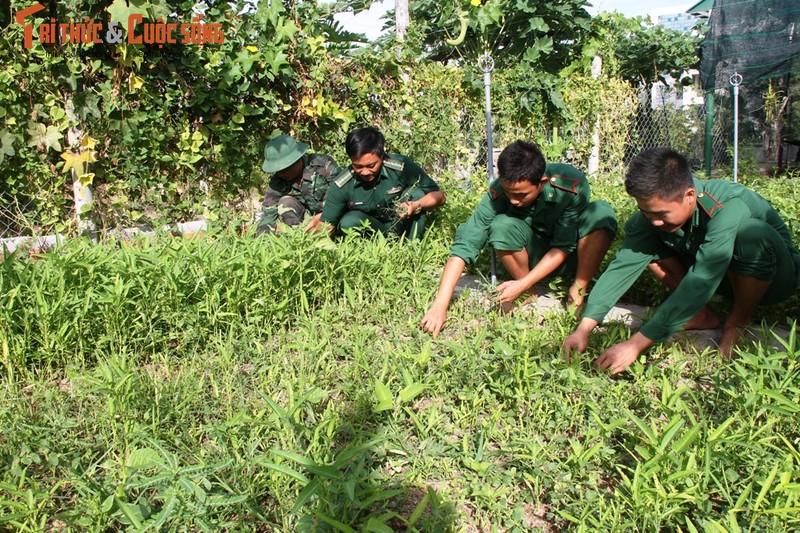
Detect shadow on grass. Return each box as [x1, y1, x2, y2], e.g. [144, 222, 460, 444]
[261, 389, 458, 532]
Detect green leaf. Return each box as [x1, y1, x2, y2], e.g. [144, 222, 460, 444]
[101, 494, 115, 513]
[672, 423, 701, 455]
[364, 517, 395, 533]
[707, 416, 737, 442]
[107, 0, 149, 25]
[258, 461, 309, 484]
[115, 497, 144, 529]
[26, 122, 63, 152]
[373, 380, 393, 412]
[408, 489, 431, 526]
[271, 450, 340, 480]
[126, 447, 163, 470]
[291, 479, 321, 514]
[753, 463, 780, 511]
[263, 49, 290, 76]
[0, 129, 16, 164]
[398, 382, 426, 403]
[312, 510, 357, 533]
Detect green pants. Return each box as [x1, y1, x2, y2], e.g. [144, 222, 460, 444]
[488, 200, 617, 276]
[676, 219, 800, 305]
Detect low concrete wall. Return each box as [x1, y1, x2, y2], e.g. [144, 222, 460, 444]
[0, 219, 208, 258]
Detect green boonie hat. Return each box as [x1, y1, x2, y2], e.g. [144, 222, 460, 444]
[262, 135, 309, 173]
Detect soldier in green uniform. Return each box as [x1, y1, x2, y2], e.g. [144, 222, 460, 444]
[256, 135, 342, 235]
[316, 127, 446, 239]
[564, 147, 800, 374]
[420, 140, 618, 336]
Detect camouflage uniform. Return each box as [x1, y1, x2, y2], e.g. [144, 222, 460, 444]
[256, 153, 341, 234]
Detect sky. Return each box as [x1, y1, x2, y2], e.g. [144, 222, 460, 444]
[334, 0, 695, 41]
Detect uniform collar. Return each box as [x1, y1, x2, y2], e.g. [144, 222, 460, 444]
[542, 179, 558, 203]
[680, 177, 705, 236]
[351, 163, 385, 189]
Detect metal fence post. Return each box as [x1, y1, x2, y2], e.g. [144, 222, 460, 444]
[479, 53, 497, 286]
[730, 72, 742, 183]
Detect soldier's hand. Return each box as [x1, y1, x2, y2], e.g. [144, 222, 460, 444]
[594, 340, 642, 375]
[396, 201, 421, 219]
[420, 306, 447, 337]
[496, 280, 527, 305]
[562, 330, 589, 363]
[305, 213, 323, 233]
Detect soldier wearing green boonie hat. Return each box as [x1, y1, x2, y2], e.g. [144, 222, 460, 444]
[256, 134, 342, 234]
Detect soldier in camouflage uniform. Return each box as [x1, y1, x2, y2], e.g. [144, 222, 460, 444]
[318, 127, 446, 239]
[256, 135, 341, 234]
[564, 148, 800, 374]
[421, 140, 618, 337]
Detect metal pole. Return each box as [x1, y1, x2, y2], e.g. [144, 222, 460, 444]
[730, 73, 742, 182]
[731, 72, 742, 183]
[479, 53, 497, 286]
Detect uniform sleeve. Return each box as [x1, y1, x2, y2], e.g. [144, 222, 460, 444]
[314, 158, 342, 209]
[549, 186, 589, 254]
[639, 200, 750, 343]
[319, 174, 349, 226]
[402, 158, 440, 193]
[582, 214, 661, 323]
[448, 192, 499, 265]
[256, 180, 283, 234]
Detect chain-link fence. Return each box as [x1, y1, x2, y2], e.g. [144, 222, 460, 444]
[0, 191, 34, 239]
[0, 81, 790, 244]
[629, 78, 799, 178]
[623, 83, 730, 174]
[0, 176, 71, 240]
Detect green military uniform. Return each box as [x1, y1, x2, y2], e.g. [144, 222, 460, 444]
[583, 178, 800, 343]
[320, 154, 441, 239]
[257, 153, 341, 234]
[449, 163, 617, 274]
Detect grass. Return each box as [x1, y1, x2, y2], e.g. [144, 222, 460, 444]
[0, 174, 799, 531]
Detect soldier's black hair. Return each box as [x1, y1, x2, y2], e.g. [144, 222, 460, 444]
[625, 147, 693, 201]
[497, 140, 547, 184]
[345, 127, 385, 159]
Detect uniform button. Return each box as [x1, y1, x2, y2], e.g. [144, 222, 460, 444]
[698, 193, 704, 197]
[550, 177, 556, 182]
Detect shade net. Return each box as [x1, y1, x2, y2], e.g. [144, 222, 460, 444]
[700, 0, 800, 90]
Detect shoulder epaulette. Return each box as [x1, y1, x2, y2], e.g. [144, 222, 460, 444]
[334, 170, 354, 188]
[697, 191, 723, 217]
[547, 175, 581, 194]
[383, 157, 405, 172]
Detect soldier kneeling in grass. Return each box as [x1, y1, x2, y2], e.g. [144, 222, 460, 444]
[420, 140, 618, 337]
[563, 147, 800, 375]
[312, 127, 446, 240]
[256, 134, 342, 235]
